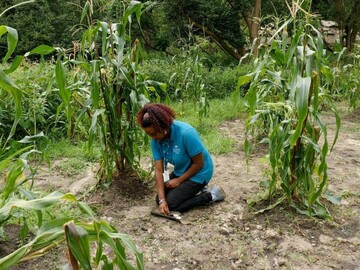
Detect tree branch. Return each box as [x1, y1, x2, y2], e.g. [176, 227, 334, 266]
[189, 19, 242, 60]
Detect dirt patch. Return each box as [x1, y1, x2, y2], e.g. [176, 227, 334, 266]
[3, 111, 360, 270]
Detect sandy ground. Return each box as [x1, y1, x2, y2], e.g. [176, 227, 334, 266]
[3, 110, 360, 270]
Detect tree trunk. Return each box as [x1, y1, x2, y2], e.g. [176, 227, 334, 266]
[243, 0, 261, 57]
[334, 0, 360, 51]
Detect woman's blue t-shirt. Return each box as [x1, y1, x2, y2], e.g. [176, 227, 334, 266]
[150, 120, 214, 184]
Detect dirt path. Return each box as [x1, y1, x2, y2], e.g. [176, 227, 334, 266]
[6, 111, 360, 270]
[87, 113, 359, 270]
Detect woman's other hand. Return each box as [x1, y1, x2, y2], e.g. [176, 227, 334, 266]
[166, 178, 181, 189]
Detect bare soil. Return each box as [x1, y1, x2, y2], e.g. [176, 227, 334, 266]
[2, 110, 360, 270]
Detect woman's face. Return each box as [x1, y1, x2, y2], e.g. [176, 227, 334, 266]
[143, 126, 167, 140]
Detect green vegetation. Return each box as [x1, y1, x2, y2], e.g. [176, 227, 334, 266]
[235, 3, 341, 219]
[1, 0, 360, 268]
[171, 97, 244, 155]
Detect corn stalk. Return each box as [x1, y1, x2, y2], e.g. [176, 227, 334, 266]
[55, 1, 164, 181]
[234, 2, 341, 219]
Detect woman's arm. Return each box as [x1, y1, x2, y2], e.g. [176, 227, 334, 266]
[154, 160, 170, 214]
[166, 152, 204, 189]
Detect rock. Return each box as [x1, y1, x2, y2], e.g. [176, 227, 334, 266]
[278, 258, 286, 266]
[220, 226, 230, 235]
[231, 259, 243, 269]
[265, 229, 277, 238]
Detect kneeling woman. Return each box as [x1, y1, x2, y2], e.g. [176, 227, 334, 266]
[137, 103, 225, 215]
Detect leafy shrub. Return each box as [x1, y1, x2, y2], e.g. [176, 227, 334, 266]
[1, 61, 68, 139]
[139, 54, 252, 100]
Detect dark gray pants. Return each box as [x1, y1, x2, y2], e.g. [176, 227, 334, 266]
[156, 173, 212, 213]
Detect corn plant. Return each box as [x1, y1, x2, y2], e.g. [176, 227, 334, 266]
[65, 220, 143, 270]
[234, 1, 341, 219]
[0, 139, 142, 269]
[0, 135, 142, 269]
[55, 0, 164, 181]
[0, 192, 143, 270]
[1, 17, 55, 143]
[169, 46, 210, 121]
[331, 44, 360, 110]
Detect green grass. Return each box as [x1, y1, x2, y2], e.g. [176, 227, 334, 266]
[41, 139, 100, 177]
[170, 96, 245, 154]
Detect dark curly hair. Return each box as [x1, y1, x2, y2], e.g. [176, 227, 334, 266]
[137, 103, 176, 132]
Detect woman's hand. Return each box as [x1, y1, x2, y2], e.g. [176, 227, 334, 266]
[159, 201, 170, 215]
[166, 178, 181, 189]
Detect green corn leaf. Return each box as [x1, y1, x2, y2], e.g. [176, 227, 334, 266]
[236, 74, 252, 91]
[4, 55, 24, 74]
[20, 217, 29, 245]
[231, 88, 241, 104]
[0, 145, 31, 173]
[65, 222, 92, 270]
[101, 256, 114, 270]
[55, 59, 71, 106]
[269, 47, 285, 66]
[99, 221, 143, 269]
[124, 1, 142, 25]
[0, 192, 92, 224]
[1, 26, 18, 63]
[91, 61, 100, 109]
[0, 228, 65, 268]
[37, 218, 72, 236]
[99, 22, 108, 56]
[280, 182, 292, 199]
[245, 87, 257, 115]
[0, 69, 22, 140]
[0, 242, 29, 269]
[322, 95, 341, 151]
[301, 135, 321, 152]
[290, 76, 311, 146]
[18, 186, 43, 228]
[18, 132, 45, 143]
[1, 160, 24, 205]
[254, 195, 286, 214]
[94, 221, 103, 267]
[0, 25, 7, 37]
[77, 201, 96, 218]
[324, 190, 341, 205]
[88, 109, 104, 151]
[286, 29, 302, 67]
[100, 233, 137, 270]
[25, 45, 55, 56]
[311, 200, 332, 220]
[80, 1, 90, 24]
[309, 164, 328, 206]
[102, 231, 143, 269]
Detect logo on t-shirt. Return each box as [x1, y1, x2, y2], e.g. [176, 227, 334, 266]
[173, 145, 180, 154]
